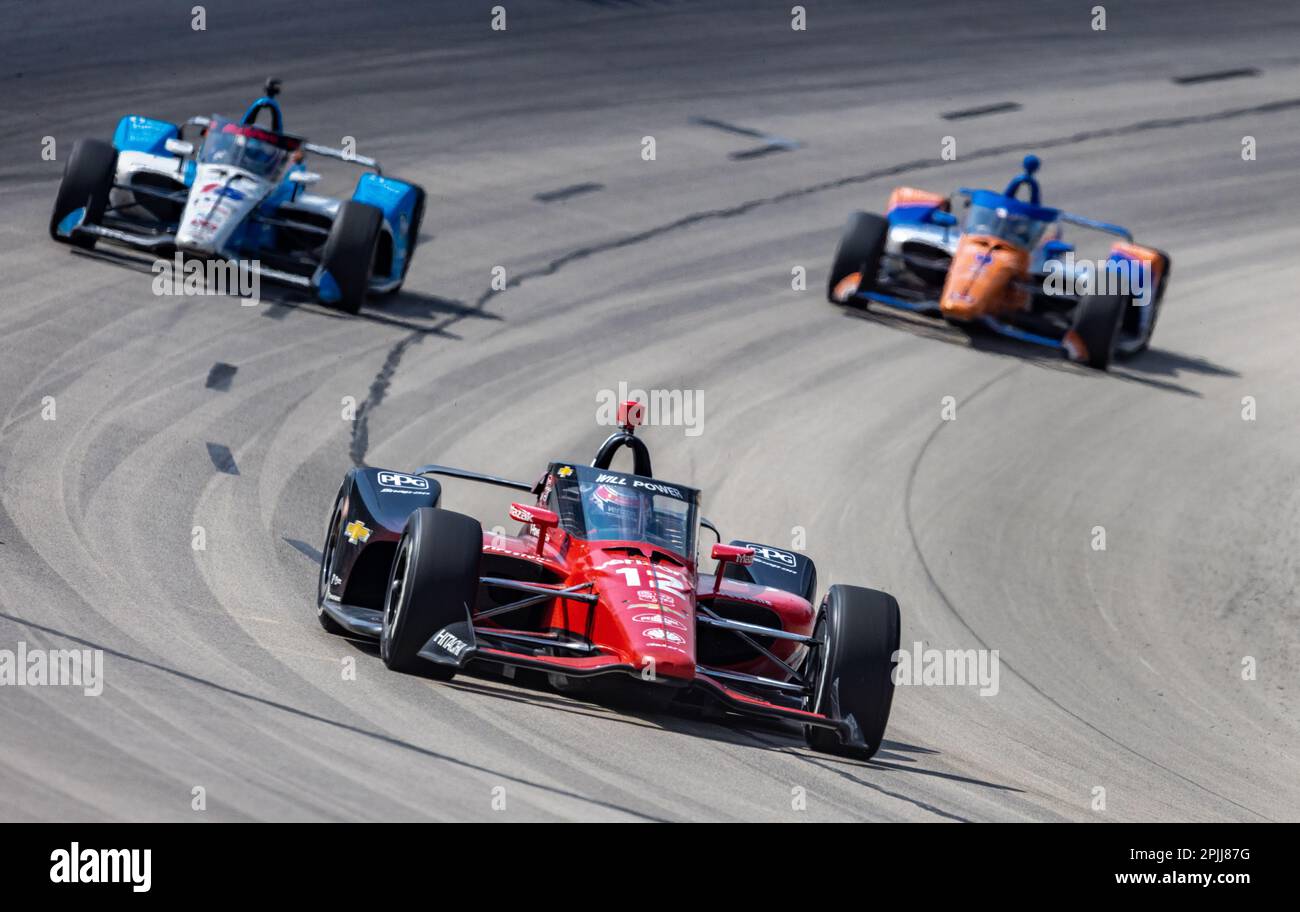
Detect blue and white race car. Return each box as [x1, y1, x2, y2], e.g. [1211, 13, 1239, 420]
[49, 80, 425, 314]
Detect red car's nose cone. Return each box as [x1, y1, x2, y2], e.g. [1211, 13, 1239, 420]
[585, 548, 696, 681]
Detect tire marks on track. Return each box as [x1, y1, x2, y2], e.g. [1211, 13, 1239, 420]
[901, 365, 1273, 821]
[0, 609, 669, 822]
[346, 95, 1300, 465]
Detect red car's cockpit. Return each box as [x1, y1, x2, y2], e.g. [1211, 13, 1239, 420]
[547, 463, 699, 559]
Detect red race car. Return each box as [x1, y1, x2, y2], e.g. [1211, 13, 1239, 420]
[316, 403, 900, 758]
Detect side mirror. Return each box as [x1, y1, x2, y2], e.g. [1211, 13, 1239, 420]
[288, 170, 321, 185]
[930, 210, 958, 228]
[164, 138, 194, 157]
[710, 543, 754, 592]
[1042, 239, 1074, 258]
[509, 502, 559, 555]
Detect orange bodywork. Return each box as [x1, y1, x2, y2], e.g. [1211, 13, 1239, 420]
[1109, 241, 1166, 291]
[939, 234, 1032, 320]
[886, 187, 949, 212]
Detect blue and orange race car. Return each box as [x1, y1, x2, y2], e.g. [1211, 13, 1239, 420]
[826, 155, 1171, 370]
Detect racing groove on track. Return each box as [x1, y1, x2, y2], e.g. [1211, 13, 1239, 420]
[1, 0, 1298, 820]
[348, 92, 1300, 470]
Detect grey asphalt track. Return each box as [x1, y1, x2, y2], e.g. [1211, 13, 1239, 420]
[1, 0, 1298, 821]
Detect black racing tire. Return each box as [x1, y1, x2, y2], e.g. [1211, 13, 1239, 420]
[318, 200, 383, 315]
[1119, 248, 1172, 358]
[1151, 249, 1172, 305]
[827, 211, 888, 304]
[379, 183, 426, 296]
[1070, 293, 1129, 370]
[49, 139, 117, 249]
[315, 486, 348, 635]
[804, 584, 900, 759]
[380, 507, 482, 677]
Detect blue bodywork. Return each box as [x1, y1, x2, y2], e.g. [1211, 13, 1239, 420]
[352, 173, 422, 281]
[85, 91, 424, 305]
[112, 116, 178, 155]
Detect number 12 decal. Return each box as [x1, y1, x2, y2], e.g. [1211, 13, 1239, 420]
[614, 566, 688, 595]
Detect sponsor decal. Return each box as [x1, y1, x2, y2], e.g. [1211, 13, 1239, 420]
[643, 628, 685, 645]
[749, 544, 798, 573]
[625, 601, 687, 619]
[377, 471, 429, 490]
[557, 465, 573, 477]
[344, 520, 371, 544]
[432, 629, 469, 657]
[199, 182, 246, 201]
[637, 589, 677, 606]
[632, 612, 686, 631]
[593, 472, 684, 500]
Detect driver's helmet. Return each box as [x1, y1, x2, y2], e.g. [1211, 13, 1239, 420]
[243, 136, 279, 169]
[588, 483, 644, 539]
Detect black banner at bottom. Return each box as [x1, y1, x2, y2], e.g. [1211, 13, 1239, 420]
[1, 822, 1282, 898]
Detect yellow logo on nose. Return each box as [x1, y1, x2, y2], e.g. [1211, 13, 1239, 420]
[344, 520, 371, 544]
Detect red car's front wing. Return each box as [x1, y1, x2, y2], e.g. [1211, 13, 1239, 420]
[473, 646, 847, 735]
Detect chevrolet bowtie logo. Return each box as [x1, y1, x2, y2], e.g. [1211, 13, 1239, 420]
[344, 520, 372, 544]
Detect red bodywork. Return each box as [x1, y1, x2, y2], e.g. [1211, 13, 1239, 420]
[478, 530, 811, 679]
[471, 519, 833, 728]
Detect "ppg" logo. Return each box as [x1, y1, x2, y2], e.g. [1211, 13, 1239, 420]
[377, 472, 429, 489]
